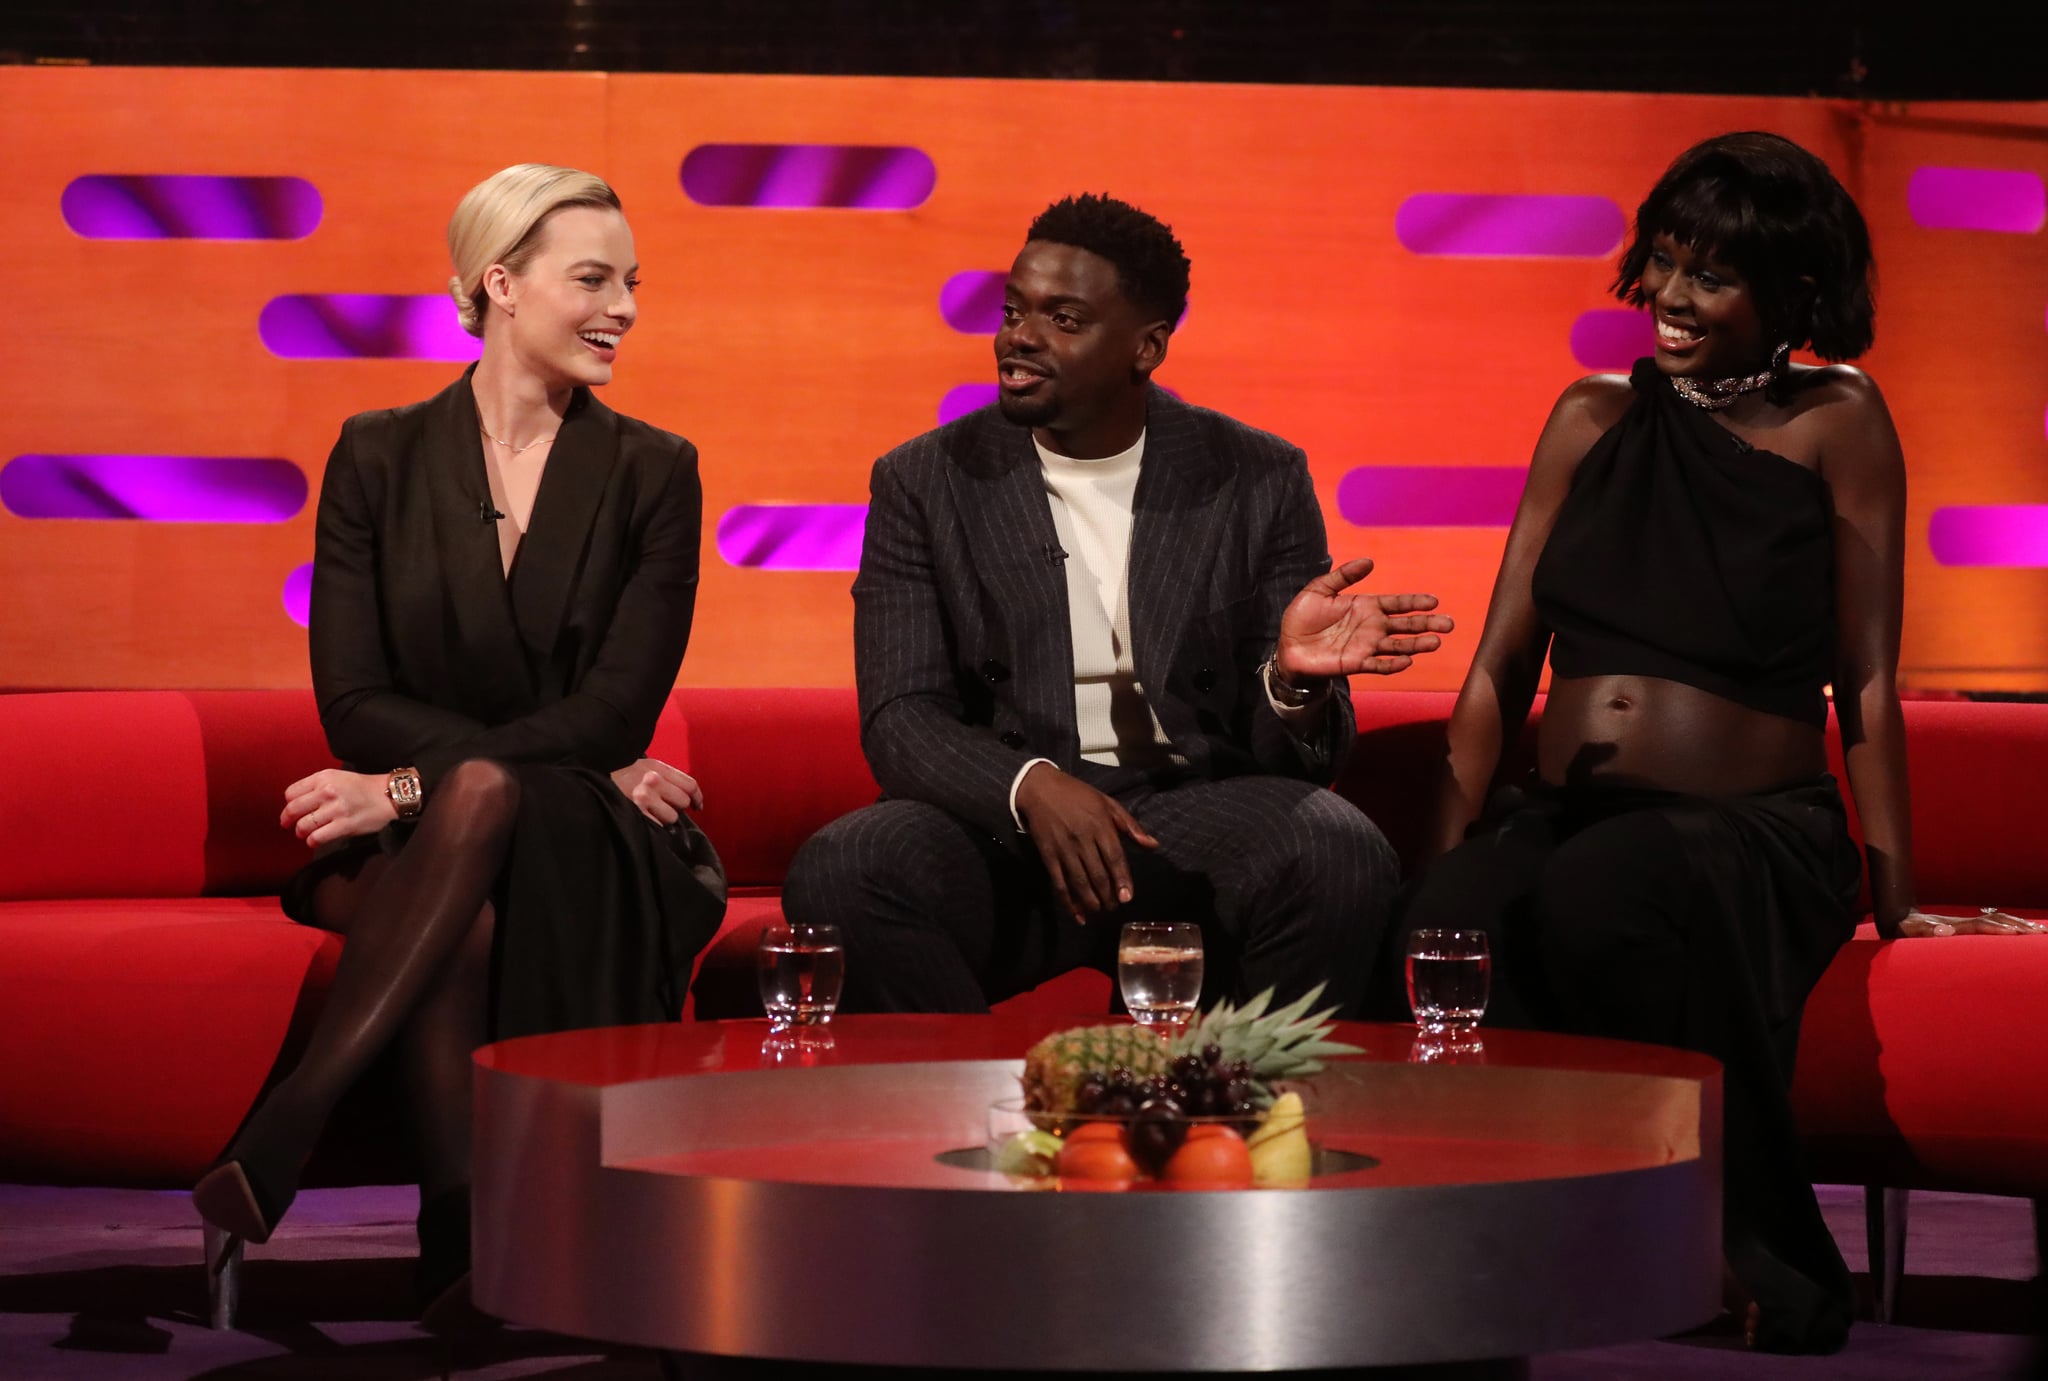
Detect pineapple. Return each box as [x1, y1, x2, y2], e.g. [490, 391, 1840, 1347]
[1019, 1022, 1171, 1116]
[1020, 983, 1360, 1116]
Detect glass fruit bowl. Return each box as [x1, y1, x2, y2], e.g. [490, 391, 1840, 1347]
[987, 1091, 1316, 1189]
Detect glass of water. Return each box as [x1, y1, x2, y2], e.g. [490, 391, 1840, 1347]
[1405, 929, 1490, 1033]
[1118, 922, 1203, 1033]
[757, 922, 845, 1030]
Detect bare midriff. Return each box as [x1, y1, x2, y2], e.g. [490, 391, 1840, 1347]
[1539, 675, 1826, 797]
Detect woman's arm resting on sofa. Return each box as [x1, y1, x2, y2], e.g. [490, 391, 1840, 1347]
[1821, 371, 1926, 939]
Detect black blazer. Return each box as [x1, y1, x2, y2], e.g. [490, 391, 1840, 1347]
[853, 387, 1357, 841]
[309, 368, 702, 790]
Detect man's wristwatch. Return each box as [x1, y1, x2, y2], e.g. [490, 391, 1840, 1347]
[1262, 657, 1325, 709]
[386, 766, 424, 819]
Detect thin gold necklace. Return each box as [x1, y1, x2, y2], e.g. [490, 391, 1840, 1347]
[478, 420, 556, 453]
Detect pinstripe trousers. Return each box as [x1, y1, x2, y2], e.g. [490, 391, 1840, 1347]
[784, 771, 1399, 1016]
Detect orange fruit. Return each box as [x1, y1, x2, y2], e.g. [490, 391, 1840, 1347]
[1064, 1122, 1125, 1144]
[1162, 1125, 1253, 1188]
[1057, 1125, 1140, 1183]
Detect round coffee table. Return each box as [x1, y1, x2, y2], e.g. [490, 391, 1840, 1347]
[472, 1014, 1721, 1374]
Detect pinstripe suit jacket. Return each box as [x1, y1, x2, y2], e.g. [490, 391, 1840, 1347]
[854, 387, 1357, 842]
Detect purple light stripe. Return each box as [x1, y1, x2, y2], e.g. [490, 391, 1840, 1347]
[1907, 167, 2046, 234]
[260, 294, 481, 361]
[61, 175, 321, 240]
[1570, 309, 1654, 369]
[681, 144, 936, 209]
[1337, 466, 1527, 527]
[716, 504, 867, 570]
[283, 562, 314, 627]
[1396, 194, 1624, 258]
[0, 454, 307, 522]
[1928, 507, 2048, 567]
[939, 383, 999, 425]
[940, 271, 1006, 333]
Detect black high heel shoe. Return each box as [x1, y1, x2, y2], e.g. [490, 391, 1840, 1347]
[192, 1149, 299, 1250]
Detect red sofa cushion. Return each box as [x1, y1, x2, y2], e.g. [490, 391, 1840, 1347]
[0, 897, 337, 1184]
[671, 688, 877, 888]
[0, 693, 211, 901]
[1792, 916, 2048, 1197]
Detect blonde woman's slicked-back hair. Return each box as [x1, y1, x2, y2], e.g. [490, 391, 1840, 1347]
[446, 164, 623, 338]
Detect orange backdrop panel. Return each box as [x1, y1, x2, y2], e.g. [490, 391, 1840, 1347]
[0, 69, 2043, 693]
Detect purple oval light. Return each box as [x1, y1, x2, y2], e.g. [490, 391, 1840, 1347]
[259, 294, 481, 361]
[1907, 167, 2046, 234]
[681, 145, 936, 210]
[1569, 309, 1654, 369]
[283, 562, 314, 627]
[1928, 506, 2048, 567]
[61, 174, 322, 240]
[940, 271, 1007, 333]
[939, 384, 999, 425]
[716, 504, 867, 571]
[1396, 194, 1624, 258]
[0, 454, 307, 522]
[1337, 466, 1527, 527]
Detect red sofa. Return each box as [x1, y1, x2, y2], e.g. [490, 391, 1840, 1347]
[2, 687, 2044, 1325]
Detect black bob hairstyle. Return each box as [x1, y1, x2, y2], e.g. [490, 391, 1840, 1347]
[1613, 131, 1875, 362]
[1026, 193, 1191, 329]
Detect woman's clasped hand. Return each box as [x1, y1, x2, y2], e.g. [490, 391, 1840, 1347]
[610, 758, 703, 828]
[281, 769, 399, 845]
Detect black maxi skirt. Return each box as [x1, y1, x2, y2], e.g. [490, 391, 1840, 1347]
[1394, 774, 1863, 1352]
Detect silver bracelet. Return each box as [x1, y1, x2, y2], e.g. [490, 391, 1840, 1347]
[1261, 657, 1323, 709]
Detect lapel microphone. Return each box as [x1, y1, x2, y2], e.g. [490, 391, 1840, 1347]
[1042, 543, 1068, 565]
[478, 499, 506, 524]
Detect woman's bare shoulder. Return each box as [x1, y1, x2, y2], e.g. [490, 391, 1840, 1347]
[1536, 373, 1635, 462]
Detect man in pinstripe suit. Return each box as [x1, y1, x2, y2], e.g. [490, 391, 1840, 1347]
[785, 195, 1452, 1014]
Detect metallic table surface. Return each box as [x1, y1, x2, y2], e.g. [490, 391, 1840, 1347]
[473, 1016, 1722, 1372]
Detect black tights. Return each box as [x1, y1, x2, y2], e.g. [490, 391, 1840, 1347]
[227, 759, 518, 1222]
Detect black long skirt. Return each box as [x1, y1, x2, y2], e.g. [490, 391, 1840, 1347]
[1394, 774, 1863, 1353]
[283, 763, 727, 1041]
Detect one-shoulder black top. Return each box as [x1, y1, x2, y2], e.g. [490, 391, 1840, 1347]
[1530, 358, 1835, 728]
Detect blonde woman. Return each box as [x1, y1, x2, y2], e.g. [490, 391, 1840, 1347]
[194, 164, 724, 1322]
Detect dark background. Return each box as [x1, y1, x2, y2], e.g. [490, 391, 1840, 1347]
[1, 0, 2041, 99]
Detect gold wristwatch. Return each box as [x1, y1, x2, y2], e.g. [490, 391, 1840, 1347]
[386, 766, 424, 819]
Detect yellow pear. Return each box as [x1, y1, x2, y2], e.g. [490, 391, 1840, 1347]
[1248, 1092, 1312, 1186]
[1247, 1091, 1305, 1149]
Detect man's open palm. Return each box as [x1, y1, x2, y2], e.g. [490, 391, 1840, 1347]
[1277, 557, 1454, 679]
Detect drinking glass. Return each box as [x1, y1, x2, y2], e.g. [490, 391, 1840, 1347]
[757, 923, 845, 1030]
[1405, 929, 1490, 1033]
[1118, 922, 1203, 1032]
[1409, 1028, 1486, 1064]
[760, 1026, 836, 1067]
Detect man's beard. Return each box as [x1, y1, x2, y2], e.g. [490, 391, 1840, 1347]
[997, 391, 1058, 428]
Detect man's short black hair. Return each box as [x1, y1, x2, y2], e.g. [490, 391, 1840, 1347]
[1026, 193, 1191, 328]
[1613, 131, 1876, 361]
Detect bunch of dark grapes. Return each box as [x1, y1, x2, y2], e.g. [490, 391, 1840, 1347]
[1073, 1046, 1263, 1175]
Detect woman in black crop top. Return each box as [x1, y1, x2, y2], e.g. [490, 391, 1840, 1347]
[1398, 132, 2045, 1353]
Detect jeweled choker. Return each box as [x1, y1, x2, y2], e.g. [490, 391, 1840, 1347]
[1670, 365, 1774, 411]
